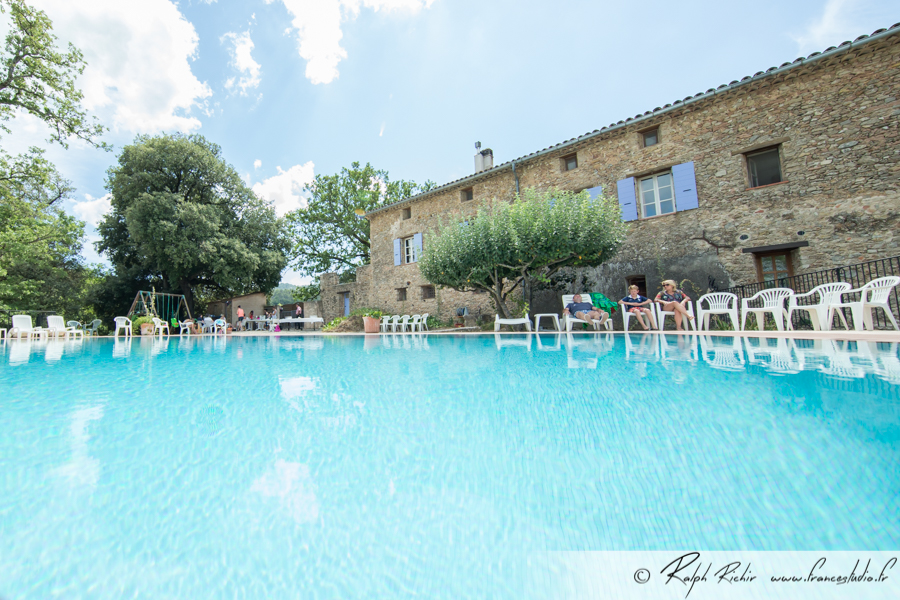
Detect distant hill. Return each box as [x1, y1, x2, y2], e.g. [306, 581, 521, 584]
[269, 283, 297, 305]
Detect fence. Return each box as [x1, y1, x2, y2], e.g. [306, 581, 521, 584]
[720, 255, 900, 330]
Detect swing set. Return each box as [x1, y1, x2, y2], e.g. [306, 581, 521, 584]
[127, 291, 192, 324]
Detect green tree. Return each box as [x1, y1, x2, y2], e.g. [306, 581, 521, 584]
[419, 188, 628, 319]
[290, 280, 321, 302]
[0, 0, 106, 149]
[0, 149, 87, 310]
[285, 162, 434, 278]
[98, 134, 288, 312]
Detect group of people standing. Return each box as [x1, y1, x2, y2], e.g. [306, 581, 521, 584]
[562, 280, 695, 331]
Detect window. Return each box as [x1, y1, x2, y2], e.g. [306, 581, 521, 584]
[625, 275, 647, 297]
[639, 172, 675, 218]
[755, 252, 793, 283]
[561, 153, 578, 171]
[396, 288, 407, 301]
[746, 147, 783, 188]
[402, 207, 411, 220]
[421, 285, 435, 300]
[461, 187, 474, 202]
[641, 128, 659, 148]
[403, 236, 419, 264]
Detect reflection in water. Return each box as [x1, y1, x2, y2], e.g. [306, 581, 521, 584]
[744, 337, 801, 375]
[699, 335, 744, 372]
[494, 334, 532, 351]
[45, 340, 65, 363]
[8, 340, 33, 365]
[250, 459, 319, 524]
[53, 405, 104, 489]
[113, 337, 133, 358]
[624, 333, 658, 362]
[659, 335, 698, 364]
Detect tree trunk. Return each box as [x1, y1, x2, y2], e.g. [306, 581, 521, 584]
[179, 280, 195, 317]
[492, 278, 511, 319]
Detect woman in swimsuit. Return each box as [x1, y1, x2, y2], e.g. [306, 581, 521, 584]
[654, 279, 695, 331]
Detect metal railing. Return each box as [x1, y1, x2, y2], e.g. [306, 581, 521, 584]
[720, 255, 900, 330]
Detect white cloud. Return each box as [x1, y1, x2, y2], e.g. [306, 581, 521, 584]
[222, 30, 262, 95]
[32, 0, 212, 133]
[379, 122, 385, 136]
[72, 193, 111, 227]
[270, 0, 436, 84]
[792, 0, 866, 54]
[252, 161, 316, 216]
[254, 159, 262, 169]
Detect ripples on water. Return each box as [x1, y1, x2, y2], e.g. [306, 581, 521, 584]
[0, 333, 897, 599]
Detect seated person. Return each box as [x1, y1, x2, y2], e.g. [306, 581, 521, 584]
[654, 279, 695, 331]
[620, 285, 656, 330]
[563, 293, 609, 326]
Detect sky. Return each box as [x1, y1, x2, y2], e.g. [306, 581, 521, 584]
[6, 0, 899, 285]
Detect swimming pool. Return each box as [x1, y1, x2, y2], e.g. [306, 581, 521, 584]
[1, 333, 897, 598]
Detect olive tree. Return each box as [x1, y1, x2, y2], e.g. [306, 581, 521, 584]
[418, 188, 628, 319]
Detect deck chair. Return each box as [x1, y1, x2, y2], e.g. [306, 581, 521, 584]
[47, 315, 83, 339]
[562, 294, 611, 332]
[9, 315, 48, 340]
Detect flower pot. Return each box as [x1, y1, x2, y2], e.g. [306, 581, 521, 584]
[140, 323, 154, 336]
[362, 316, 381, 334]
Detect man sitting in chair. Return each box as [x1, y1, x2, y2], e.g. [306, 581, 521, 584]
[563, 294, 609, 327]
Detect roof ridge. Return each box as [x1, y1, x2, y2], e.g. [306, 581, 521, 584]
[366, 22, 900, 217]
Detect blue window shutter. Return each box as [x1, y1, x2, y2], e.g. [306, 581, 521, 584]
[412, 233, 423, 263]
[615, 178, 638, 221]
[672, 161, 699, 211]
[393, 238, 401, 266]
[586, 185, 603, 200]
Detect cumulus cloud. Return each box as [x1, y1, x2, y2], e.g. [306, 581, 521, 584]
[72, 193, 112, 227]
[252, 161, 316, 216]
[269, 0, 436, 84]
[254, 159, 262, 169]
[222, 30, 262, 95]
[32, 0, 212, 133]
[792, 0, 868, 54]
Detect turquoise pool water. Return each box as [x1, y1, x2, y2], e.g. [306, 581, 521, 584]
[0, 333, 898, 598]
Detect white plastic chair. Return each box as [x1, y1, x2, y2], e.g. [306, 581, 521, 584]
[380, 316, 391, 333]
[179, 320, 193, 336]
[620, 304, 657, 331]
[740, 288, 793, 331]
[113, 316, 133, 337]
[409, 315, 422, 332]
[786, 282, 850, 331]
[9, 315, 48, 340]
[696, 293, 739, 331]
[47, 315, 83, 339]
[655, 300, 697, 331]
[398, 315, 411, 332]
[84, 319, 102, 336]
[151, 317, 170, 336]
[420, 313, 430, 331]
[214, 318, 228, 334]
[829, 276, 900, 331]
[561, 294, 612, 332]
[495, 313, 533, 331]
[389, 315, 400, 332]
[202, 317, 215, 333]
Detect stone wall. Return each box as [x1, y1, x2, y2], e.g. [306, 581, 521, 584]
[366, 33, 900, 324]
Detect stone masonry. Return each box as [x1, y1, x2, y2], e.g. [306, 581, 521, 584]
[328, 27, 900, 325]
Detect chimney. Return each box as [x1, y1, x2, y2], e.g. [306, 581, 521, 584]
[474, 142, 493, 173]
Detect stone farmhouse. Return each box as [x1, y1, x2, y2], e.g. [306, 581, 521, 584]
[322, 24, 900, 325]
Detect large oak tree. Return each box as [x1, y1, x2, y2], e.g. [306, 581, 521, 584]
[98, 134, 288, 312]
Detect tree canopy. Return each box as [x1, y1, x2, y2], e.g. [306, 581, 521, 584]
[98, 134, 288, 311]
[419, 188, 628, 318]
[285, 162, 433, 278]
[0, 0, 105, 149]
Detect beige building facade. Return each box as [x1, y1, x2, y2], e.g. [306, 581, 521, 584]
[322, 25, 900, 324]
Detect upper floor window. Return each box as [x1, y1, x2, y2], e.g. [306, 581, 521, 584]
[403, 236, 419, 264]
[639, 172, 675, 218]
[460, 187, 474, 202]
[402, 207, 412, 220]
[641, 127, 659, 148]
[746, 147, 782, 188]
[561, 153, 578, 172]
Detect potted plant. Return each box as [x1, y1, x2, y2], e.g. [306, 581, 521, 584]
[362, 309, 383, 334]
[132, 315, 154, 336]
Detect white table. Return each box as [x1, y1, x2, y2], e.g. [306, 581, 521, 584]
[533, 313, 561, 331]
[274, 317, 325, 330]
